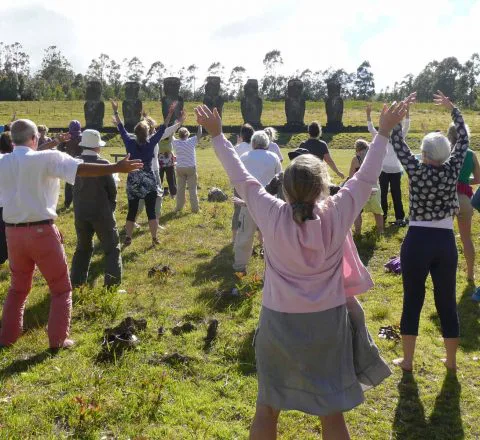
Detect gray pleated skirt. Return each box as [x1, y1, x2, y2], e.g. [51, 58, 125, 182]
[254, 298, 391, 416]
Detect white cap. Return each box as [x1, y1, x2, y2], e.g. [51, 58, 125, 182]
[79, 129, 106, 148]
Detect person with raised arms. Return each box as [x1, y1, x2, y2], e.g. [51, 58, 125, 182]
[195, 100, 407, 440]
[0, 119, 142, 350]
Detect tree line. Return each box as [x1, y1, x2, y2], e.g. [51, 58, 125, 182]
[0, 43, 478, 108]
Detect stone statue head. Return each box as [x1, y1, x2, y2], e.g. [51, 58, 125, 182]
[287, 79, 303, 98]
[163, 77, 181, 97]
[244, 79, 259, 97]
[125, 81, 140, 100]
[326, 79, 341, 97]
[205, 76, 221, 96]
[86, 81, 102, 101]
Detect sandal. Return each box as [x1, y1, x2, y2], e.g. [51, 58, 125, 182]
[123, 236, 132, 247]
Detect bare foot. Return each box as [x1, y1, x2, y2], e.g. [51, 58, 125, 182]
[441, 358, 457, 371]
[393, 358, 413, 372]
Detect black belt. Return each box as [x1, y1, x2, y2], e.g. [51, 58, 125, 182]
[5, 219, 54, 227]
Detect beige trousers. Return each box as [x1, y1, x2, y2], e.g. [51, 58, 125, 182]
[233, 206, 258, 272]
[176, 167, 199, 213]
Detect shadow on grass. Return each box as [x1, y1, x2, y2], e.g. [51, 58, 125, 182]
[392, 371, 463, 440]
[0, 350, 55, 380]
[192, 243, 236, 294]
[22, 294, 50, 331]
[235, 328, 256, 375]
[353, 229, 383, 267]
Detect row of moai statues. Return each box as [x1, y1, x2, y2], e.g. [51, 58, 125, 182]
[84, 77, 344, 130]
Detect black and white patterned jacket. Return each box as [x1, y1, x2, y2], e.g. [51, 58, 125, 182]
[391, 108, 469, 221]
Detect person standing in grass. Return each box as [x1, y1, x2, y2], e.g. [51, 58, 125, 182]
[232, 124, 255, 242]
[445, 122, 480, 286]
[349, 139, 384, 235]
[0, 131, 13, 265]
[111, 100, 184, 246]
[367, 104, 409, 226]
[70, 130, 122, 288]
[172, 125, 203, 213]
[264, 127, 284, 163]
[58, 120, 83, 208]
[0, 119, 142, 350]
[299, 121, 345, 179]
[37, 125, 52, 148]
[195, 101, 406, 440]
[391, 91, 468, 372]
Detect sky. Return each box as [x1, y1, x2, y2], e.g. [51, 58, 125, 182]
[0, 0, 479, 91]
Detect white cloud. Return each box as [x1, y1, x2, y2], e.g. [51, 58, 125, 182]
[0, 0, 478, 91]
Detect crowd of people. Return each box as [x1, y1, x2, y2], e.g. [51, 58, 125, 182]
[0, 90, 477, 439]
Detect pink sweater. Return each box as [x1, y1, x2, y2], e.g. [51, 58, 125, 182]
[212, 133, 388, 313]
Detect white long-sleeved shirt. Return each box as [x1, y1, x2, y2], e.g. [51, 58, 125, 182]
[368, 119, 410, 173]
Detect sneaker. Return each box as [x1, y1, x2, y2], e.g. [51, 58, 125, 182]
[152, 237, 160, 246]
[472, 287, 480, 302]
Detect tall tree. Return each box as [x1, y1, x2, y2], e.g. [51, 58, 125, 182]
[456, 53, 480, 107]
[124, 57, 144, 82]
[353, 61, 375, 100]
[86, 53, 111, 84]
[186, 64, 198, 98]
[107, 59, 122, 97]
[145, 61, 166, 99]
[228, 66, 246, 99]
[262, 49, 284, 99]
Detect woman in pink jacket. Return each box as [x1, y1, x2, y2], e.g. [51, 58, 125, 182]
[195, 101, 408, 440]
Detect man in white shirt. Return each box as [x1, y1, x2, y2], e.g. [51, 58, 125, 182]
[232, 124, 255, 242]
[367, 104, 410, 226]
[0, 119, 142, 350]
[234, 130, 281, 273]
[172, 125, 203, 213]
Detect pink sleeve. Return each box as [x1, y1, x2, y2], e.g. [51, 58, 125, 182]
[320, 133, 388, 245]
[212, 134, 283, 231]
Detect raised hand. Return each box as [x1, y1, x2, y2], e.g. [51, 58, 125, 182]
[195, 105, 222, 138]
[378, 101, 408, 137]
[366, 104, 372, 117]
[55, 132, 71, 143]
[115, 154, 143, 173]
[110, 99, 119, 113]
[433, 90, 454, 110]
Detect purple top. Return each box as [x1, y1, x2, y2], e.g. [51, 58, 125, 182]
[117, 122, 166, 168]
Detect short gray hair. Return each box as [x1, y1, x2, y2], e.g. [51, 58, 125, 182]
[447, 122, 470, 147]
[251, 130, 270, 150]
[421, 132, 451, 164]
[11, 119, 37, 145]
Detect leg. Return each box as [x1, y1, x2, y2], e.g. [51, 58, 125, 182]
[64, 183, 73, 208]
[94, 219, 122, 288]
[136, 199, 145, 223]
[457, 195, 475, 280]
[175, 168, 187, 212]
[389, 172, 405, 221]
[396, 228, 431, 370]
[70, 220, 95, 288]
[186, 167, 199, 213]
[159, 167, 165, 185]
[166, 166, 177, 197]
[378, 172, 389, 222]
[354, 214, 362, 235]
[125, 198, 140, 242]
[430, 231, 459, 369]
[30, 225, 73, 348]
[249, 404, 280, 440]
[374, 214, 384, 234]
[0, 228, 35, 346]
[319, 413, 350, 440]
[233, 207, 257, 272]
[144, 192, 159, 242]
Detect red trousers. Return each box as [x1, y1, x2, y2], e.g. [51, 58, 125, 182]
[0, 224, 72, 348]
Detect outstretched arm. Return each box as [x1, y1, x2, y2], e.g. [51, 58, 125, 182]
[366, 104, 378, 136]
[323, 153, 344, 179]
[110, 99, 122, 126]
[77, 154, 143, 177]
[434, 90, 469, 174]
[38, 132, 71, 151]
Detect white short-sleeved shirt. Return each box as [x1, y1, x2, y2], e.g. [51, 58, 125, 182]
[236, 142, 251, 157]
[0, 146, 82, 223]
[240, 149, 282, 187]
[172, 136, 198, 168]
[268, 142, 283, 162]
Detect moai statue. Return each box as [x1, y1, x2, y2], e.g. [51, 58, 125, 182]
[203, 76, 224, 116]
[161, 77, 184, 122]
[122, 81, 142, 131]
[325, 79, 344, 131]
[84, 81, 105, 130]
[241, 79, 262, 128]
[285, 79, 306, 128]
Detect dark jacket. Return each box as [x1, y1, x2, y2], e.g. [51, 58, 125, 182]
[73, 154, 117, 221]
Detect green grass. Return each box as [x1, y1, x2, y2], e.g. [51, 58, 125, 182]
[0, 134, 479, 438]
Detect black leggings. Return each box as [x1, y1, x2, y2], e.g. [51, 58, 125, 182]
[379, 171, 405, 220]
[160, 166, 177, 196]
[127, 192, 157, 222]
[400, 226, 459, 338]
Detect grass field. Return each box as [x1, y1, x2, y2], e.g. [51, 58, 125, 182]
[0, 126, 480, 438]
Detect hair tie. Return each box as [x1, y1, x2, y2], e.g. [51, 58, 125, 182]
[291, 201, 315, 221]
